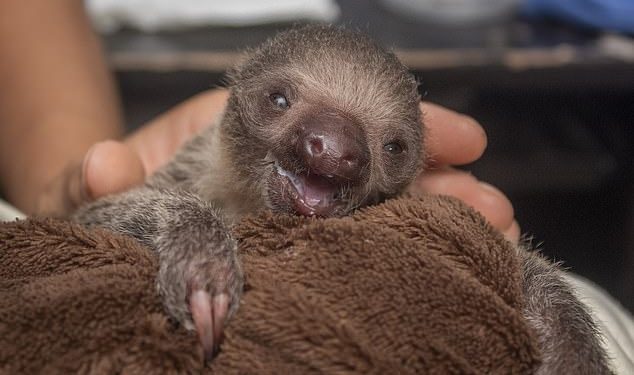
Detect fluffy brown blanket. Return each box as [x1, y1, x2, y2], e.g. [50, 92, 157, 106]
[0, 195, 540, 374]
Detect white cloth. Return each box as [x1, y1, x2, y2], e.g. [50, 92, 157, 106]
[85, 0, 340, 33]
[565, 273, 634, 374]
[0, 199, 24, 221]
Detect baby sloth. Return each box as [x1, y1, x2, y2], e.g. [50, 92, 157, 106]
[75, 25, 422, 359]
[75, 25, 612, 373]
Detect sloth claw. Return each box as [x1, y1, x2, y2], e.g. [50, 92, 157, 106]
[190, 291, 229, 361]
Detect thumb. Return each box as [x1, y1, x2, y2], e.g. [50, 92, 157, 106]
[82, 140, 146, 201]
[34, 140, 145, 217]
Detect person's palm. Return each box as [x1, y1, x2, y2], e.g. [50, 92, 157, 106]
[76, 89, 518, 242]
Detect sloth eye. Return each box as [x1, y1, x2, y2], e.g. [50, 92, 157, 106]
[383, 142, 403, 155]
[269, 93, 289, 109]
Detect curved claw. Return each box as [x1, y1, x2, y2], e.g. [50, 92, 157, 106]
[190, 290, 229, 362]
[212, 293, 229, 348]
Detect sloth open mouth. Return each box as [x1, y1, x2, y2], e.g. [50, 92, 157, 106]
[274, 162, 344, 217]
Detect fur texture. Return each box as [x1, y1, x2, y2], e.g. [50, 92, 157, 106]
[518, 246, 613, 374]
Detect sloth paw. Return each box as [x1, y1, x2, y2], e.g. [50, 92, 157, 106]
[186, 258, 243, 361]
[156, 235, 243, 362]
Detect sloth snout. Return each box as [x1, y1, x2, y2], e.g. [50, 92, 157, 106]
[297, 112, 369, 182]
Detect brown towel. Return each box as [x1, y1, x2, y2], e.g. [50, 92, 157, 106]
[0, 195, 540, 374]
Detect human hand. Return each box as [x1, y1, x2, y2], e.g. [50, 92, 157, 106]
[35, 89, 229, 217]
[410, 102, 520, 243]
[42, 90, 519, 243]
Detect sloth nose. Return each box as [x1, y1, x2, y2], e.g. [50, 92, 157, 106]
[298, 112, 369, 182]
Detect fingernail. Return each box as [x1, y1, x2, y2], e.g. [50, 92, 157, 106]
[64, 148, 96, 210]
[478, 182, 508, 202]
[81, 143, 100, 201]
[504, 220, 521, 245]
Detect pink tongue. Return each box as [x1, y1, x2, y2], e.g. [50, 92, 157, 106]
[301, 174, 336, 207]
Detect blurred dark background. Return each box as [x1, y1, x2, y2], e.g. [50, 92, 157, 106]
[101, 0, 634, 311]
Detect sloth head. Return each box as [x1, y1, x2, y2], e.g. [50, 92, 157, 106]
[222, 25, 423, 217]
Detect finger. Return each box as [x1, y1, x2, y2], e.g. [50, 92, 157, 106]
[412, 168, 515, 237]
[82, 140, 146, 200]
[190, 290, 216, 362]
[34, 159, 84, 217]
[421, 102, 487, 167]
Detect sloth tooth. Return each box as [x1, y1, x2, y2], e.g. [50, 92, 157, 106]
[275, 162, 305, 196]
